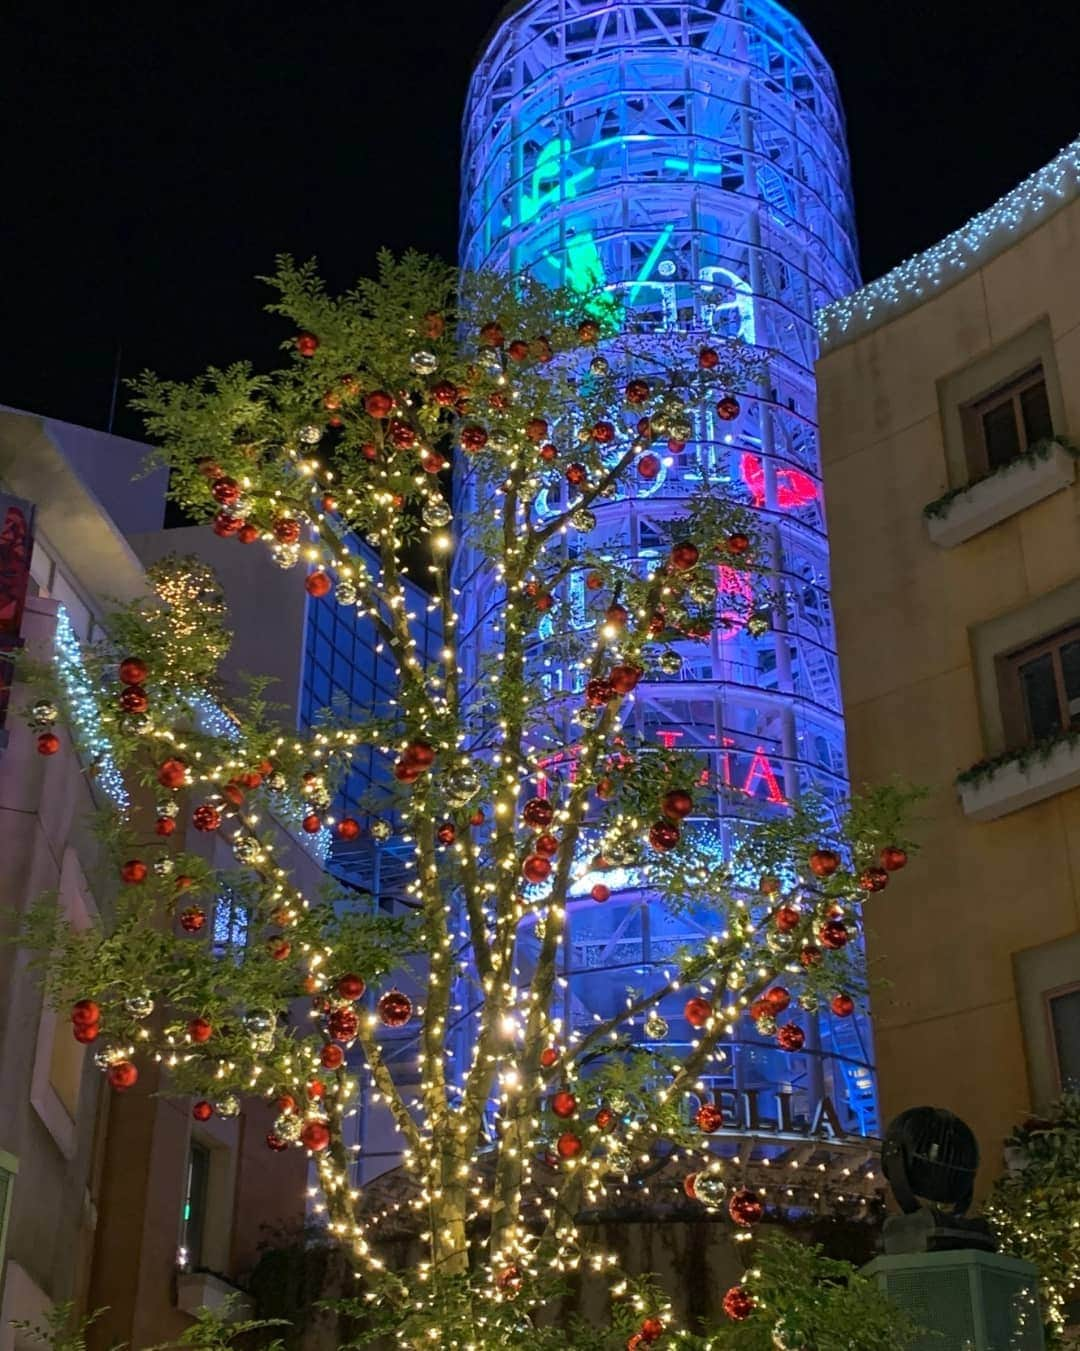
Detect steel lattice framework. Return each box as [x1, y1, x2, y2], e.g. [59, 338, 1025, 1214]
[453, 0, 879, 1152]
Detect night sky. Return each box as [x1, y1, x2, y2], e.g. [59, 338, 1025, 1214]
[4, 1, 1078, 440]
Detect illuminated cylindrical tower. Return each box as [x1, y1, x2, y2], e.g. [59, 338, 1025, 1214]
[458, 0, 877, 1140]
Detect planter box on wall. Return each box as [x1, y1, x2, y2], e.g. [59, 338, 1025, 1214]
[176, 1271, 254, 1320]
[959, 738, 1080, 822]
[926, 442, 1075, 548]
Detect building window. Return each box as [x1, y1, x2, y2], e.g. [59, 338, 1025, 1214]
[179, 1141, 211, 1270]
[999, 624, 1080, 745]
[966, 366, 1053, 476]
[0, 1150, 16, 1276]
[1047, 983, 1080, 1092]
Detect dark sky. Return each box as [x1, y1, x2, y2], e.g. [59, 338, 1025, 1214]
[3, 1, 1078, 440]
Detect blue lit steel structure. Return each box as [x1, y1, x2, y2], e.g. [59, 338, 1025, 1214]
[457, 0, 878, 1143]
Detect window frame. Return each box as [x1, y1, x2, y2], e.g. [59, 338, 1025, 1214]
[964, 365, 1052, 478]
[998, 622, 1080, 747]
[1044, 980, 1080, 1094]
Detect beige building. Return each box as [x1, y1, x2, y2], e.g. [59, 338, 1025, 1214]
[0, 412, 311, 1348]
[817, 138, 1080, 1194]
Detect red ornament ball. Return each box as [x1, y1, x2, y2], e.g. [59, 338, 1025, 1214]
[640, 1317, 664, 1342]
[661, 788, 693, 820]
[670, 541, 700, 571]
[302, 813, 322, 834]
[800, 943, 823, 967]
[809, 847, 840, 878]
[188, 1017, 213, 1044]
[698, 346, 719, 369]
[479, 322, 505, 347]
[432, 380, 458, 407]
[211, 475, 240, 505]
[683, 1172, 700, 1199]
[423, 311, 445, 339]
[722, 1285, 755, 1321]
[119, 685, 149, 714]
[121, 859, 147, 885]
[266, 1133, 288, 1152]
[605, 603, 629, 629]
[539, 442, 558, 462]
[609, 663, 642, 693]
[684, 995, 713, 1028]
[320, 1043, 345, 1069]
[592, 420, 615, 444]
[818, 918, 850, 950]
[273, 517, 301, 545]
[328, 1007, 359, 1042]
[157, 757, 187, 788]
[637, 453, 661, 480]
[212, 512, 243, 538]
[107, 1060, 139, 1092]
[72, 999, 100, 1027]
[777, 1023, 805, 1052]
[460, 424, 489, 453]
[394, 761, 420, 783]
[268, 938, 292, 962]
[535, 826, 562, 859]
[364, 390, 394, 418]
[577, 319, 600, 344]
[522, 854, 552, 884]
[192, 803, 221, 833]
[301, 1120, 332, 1152]
[556, 1131, 582, 1159]
[591, 883, 610, 903]
[585, 677, 615, 707]
[436, 821, 456, 845]
[377, 989, 413, 1028]
[337, 817, 361, 841]
[625, 379, 650, 405]
[296, 333, 319, 357]
[388, 419, 416, 450]
[508, 339, 529, 362]
[551, 1091, 577, 1119]
[728, 1186, 763, 1227]
[695, 1102, 724, 1133]
[337, 973, 366, 1000]
[881, 844, 908, 871]
[404, 741, 436, 769]
[775, 905, 801, 933]
[305, 571, 332, 598]
[525, 417, 548, 442]
[522, 797, 554, 829]
[566, 462, 587, 486]
[73, 1023, 99, 1044]
[421, 451, 447, 473]
[750, 998, 771, 1023]
[648, 820, 680, 852]
[192, 1100, 214, 1121]
[716, 395, 741, 422]
[540, 1047, 559, 1069]
[179, 906, 206, 934]
[765, 985, 791, 1013]
[859, 866, 889, 893]
[119, 656, 148, 685]
[595, 1107, 616, 1131]
[725, 531, 751, 555]
[37, 732, 61, 755]
[831, 993, 855, 1018]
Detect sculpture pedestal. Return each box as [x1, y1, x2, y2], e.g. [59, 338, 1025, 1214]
[864, 1250, 1044, 1350]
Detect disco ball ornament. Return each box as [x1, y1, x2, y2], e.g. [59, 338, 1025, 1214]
[478, 349, 503, 376]
[766, 929, 796, 955]
[370, 819, 392, 842]
[156, 799, 180, 819]
[755, 1012, 778, 1035]
[607, 1091, 630, 1117]
[124, 992, 155, 1019]
[93, 1046, 125, 1071]
[746, 612, 770, 637]
[659, 650, 682, 675]
[266, 771, 287, 792]
[488, 430, 511, 452]
[442, 764, 481, 808]
[693, 1172, 727, 1207]
[272, 543, 301, 569]
[409, 350, 438, 375]
[574, 705, 600, 730]
[571, 507, 596, 532]
[233, 837, 260, 863]
[643, 1009, 669, 1041]
[335, 581, 358, 606]
[689, 577, 716, 606]
[123, 713, 153, 735]
[799, 991, 821, 1013]
[152, 858, 175, 878]
[273, 1112, 303, 1144]
[589, 356, 610, 376]
[298, 424, 322, 445]
[668, 416, 693, 443]
[377, 989, 413, 1028]
[215, 1094, 241, 1119]
[607, 1145, 633, 1173]
[422, 499, 452, 529]
[244, 1009, 276, 1048]
[31, 701, 59, 725]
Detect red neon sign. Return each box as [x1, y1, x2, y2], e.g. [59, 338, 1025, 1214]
[659, 730, 787, 805]
[740, 452, 818, 511]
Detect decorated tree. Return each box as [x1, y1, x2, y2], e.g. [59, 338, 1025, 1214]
[19, 255, 918, 1347]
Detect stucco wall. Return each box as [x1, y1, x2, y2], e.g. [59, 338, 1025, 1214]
[817, 190, 1080, 1193]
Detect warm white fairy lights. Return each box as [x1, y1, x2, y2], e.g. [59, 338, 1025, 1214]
[819, 136, 1080, 350]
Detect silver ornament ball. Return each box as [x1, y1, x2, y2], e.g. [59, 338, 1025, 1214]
[274, 1112, 303, 1143]
[124, 992, 155, 1019]
[152, 858, 175, 878]
[422, 499, 452, 529]
[298, 424, 323, 445]
[31, 700, 59, 725]
[409, 350, 438, 375]
[570, 508, 596, 533]
[370, 819, 392, 842]
[215, 1094, 241, 1119]
[643, 1010, 669, 1041]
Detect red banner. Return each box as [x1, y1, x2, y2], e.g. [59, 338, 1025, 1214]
[0, 493, 36, 740]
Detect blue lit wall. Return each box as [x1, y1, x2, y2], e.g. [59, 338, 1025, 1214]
[459, 0, 878, 1138]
